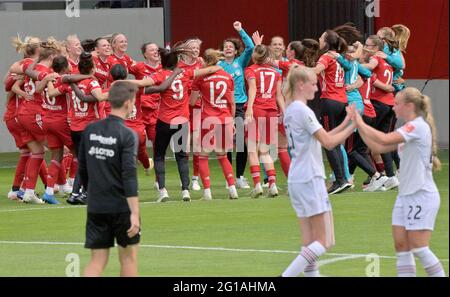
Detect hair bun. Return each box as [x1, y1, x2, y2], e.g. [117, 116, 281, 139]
[80, 51, 92, 60]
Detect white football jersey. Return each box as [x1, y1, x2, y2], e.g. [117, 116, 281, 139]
[284, 100, 325, 183]
[396, 116, 438, 195]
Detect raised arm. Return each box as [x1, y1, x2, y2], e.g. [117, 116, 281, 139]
[235, 22, 255, 67]
[61, 74, 93, 83]
[381, 44, 404, 70]
[193, 65, 221, 79]
[144, 67, 182, 94]
[128, 77, 155, 88]
[70, 83, 100, 102]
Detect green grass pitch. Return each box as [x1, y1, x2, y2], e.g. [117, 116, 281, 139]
[0, 150, 448, 277]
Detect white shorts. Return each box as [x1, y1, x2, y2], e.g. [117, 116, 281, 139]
[288, 177, 331, 218]
[392, 190, 440, 231]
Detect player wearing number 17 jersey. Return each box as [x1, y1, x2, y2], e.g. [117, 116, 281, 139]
[190, 49, 238, 201]
[244, 45, 284, 198]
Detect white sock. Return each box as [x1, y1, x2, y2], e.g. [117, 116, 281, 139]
[304, 261, 320, 277]
[412, 246, 446, 277]
[396, 251, 416, 277]
[25, 189, 34, 195]
[282, 241, 326, 277]
[45, 187, 54, 196]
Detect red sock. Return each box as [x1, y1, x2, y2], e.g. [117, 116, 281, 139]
[25, 153, 45, 190]
[266, 169, 276, 186]
[39, 159, 48, 186]
[250, 165, 261, 186]
[373, 158, 385, 173]
[57, 160, 67, 185]
[138, 144, 150, 169]
[217, 154, 235, 186]
[63, 153, 72, 175]
[278, 149, 291, 177]
[69, 158, 78, 179]
[47, 160, 61, 189]
[198, 155, 210, 189]
[193, 153, 200, 177]
[13, 150, 30, 188]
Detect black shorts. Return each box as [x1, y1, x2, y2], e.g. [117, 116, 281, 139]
[85, 212, 140, 249]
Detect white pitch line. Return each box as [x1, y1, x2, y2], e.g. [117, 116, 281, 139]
[0, 240, 448, 262]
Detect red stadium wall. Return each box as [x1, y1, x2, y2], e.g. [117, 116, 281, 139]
[169, 0, 289, 55]
[375, 0, 448, 79]
[170, 0, 448, 80]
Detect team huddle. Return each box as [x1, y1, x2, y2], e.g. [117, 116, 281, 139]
[2, 20, 446, 277]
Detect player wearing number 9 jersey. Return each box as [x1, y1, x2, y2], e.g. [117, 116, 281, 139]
[131, 47, 222, 202]
[353, 87, 445, 277]
[312, 30, 351, 195]
[244, 45, 284, 198]
[361, 35, 398, 188]
[190, 49, 238, 201]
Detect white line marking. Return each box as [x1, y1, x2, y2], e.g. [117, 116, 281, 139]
[0, 240, 447, 262]
[317, 255, 366, 267]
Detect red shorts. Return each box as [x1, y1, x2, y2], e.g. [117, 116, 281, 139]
[5, 117, 27, 149]
[245, 107, 278, 145]
[17, 113, 45, 143]
[200, 122, 234, 152]
[278, 112, 286, 136]
[126, 123, 147, 147]
[43, 116, 73, 150]
[141, 108, 158, 143]
[189, 106, 201, 133]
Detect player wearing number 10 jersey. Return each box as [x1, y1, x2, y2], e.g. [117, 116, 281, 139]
[191, 49, 238, 201]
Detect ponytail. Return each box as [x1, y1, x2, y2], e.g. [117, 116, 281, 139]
[11, 34, 41, 58]
[421, 94, 441, 171]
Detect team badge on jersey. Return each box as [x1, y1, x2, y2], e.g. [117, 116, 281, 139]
[403, 123, 415, 133]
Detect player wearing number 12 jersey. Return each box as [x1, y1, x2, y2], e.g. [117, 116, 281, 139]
[190, 49, 238, 201]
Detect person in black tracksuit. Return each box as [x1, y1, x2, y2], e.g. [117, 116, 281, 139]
[78, 81, 140, 277]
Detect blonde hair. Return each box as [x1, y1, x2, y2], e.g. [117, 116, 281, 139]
[392, 24, 410, 52]
[11, 35, 41, 57]
[203, 48, 224, 66]
[38, 36, 60, 62]
[252, 44, 272, 65]
[283, 64, 315, 105]
[400, 87, 441, 171]
[377, 27, 399, 52]
[110, 32, 126, 51]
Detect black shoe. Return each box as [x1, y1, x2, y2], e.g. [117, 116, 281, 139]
[78, 192, 88, 205]
[66, 193, 84, 205]
[328, 181, 351, 195]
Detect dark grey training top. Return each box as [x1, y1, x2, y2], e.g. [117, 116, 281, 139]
[78, 115, 138, 214]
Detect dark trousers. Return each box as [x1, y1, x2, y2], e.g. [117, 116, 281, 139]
[154, 120, 190, 190]
[227, 103, 248, 178]
[372, 100, 397, 177]
[70, 130, 84, 195]
[321, 99, 347, 184]
[347, 116, 377, 176]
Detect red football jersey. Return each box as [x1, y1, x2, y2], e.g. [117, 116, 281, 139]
[3, 74, 19, 121]
[68, 58, 79, 74]
[278, 59, 305, 79]
[192, 69, 234, 123]
[151, 68, 195, 124]
[69, 78, 102, 131]
[107, 53, 136, 76]
[19, 63, 52, 116]
[178, 58, 203, 108]
[43, 76, 71, 118]
[317, 54, 347, 103]
[93, 55, 111, 88]
[130, 62, 162, 109]
[370, 56, 395, 106]
[359, 74, 377, 118]
[244, 64, 281, 110]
